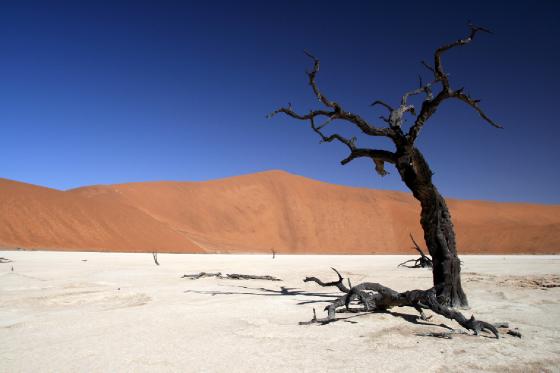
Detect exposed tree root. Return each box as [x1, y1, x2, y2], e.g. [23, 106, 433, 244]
[181, 272, 281, 281]
[397, 234, 433, 269]
[302, 268, 505, 339]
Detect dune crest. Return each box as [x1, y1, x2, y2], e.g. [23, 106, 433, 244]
[0, 171, 558, 253]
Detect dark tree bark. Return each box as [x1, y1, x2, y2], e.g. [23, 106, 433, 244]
[269, 24, 501, 308]
[396, 148, 466, 306]
[301, 268, 500, 338]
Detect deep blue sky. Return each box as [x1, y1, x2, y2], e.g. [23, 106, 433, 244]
[1, 1, 559, 203]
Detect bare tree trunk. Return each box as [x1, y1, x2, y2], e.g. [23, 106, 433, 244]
[396, 147, 468, 308]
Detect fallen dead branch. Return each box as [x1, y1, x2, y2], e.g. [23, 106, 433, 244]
[507, 329, 522, 338]
[181, 272, 281, 281]
[300, 268, 520, 339]
[0, 257, 13, 264]
[415, 330, 468, 339]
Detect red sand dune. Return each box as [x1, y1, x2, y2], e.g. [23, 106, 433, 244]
[0, 170, 558, 254]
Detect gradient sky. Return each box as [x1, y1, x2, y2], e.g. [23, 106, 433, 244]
[1, 1, 559, 203]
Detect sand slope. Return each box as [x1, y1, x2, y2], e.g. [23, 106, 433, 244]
[0, 178, 202, 253]
[1, 171, 558, 253]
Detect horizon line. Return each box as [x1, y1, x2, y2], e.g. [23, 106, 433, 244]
[1, 170, 558, 206]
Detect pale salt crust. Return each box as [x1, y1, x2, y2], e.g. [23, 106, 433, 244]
[1, 251, 559, 372]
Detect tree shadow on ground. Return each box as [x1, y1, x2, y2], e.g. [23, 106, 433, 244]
[184, 284, 339, 305]
[382, 309, 453, 329]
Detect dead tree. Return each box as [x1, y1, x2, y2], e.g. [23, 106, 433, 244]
[398, 234, 433, 268]
[301, 268, 499, 338]
[152, 251, 160, 266]
[269, 24, 501, 307]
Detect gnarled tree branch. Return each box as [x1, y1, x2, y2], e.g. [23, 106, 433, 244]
[407, 23, 501, 142]
[302, 268, 503, 338]
[309, 116, 396, 176]
[270, 24, 502, 171]
[371, 100, 394, 112]
[434, 23, 492, 89]
[452, 90, 502, 129]
[268, 52, 396, 139]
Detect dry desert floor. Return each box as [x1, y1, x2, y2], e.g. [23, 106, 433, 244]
[1, 251, 559, 372]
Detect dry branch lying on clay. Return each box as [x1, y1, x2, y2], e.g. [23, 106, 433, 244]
[181, 272, 281, 281]
[398, 234, 433, 269]
[300, 268, 520, 339]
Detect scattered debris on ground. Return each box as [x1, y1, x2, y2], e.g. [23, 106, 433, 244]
[498, 275, 560, 290]
[465, 273, 560, 290]
[181, 272, 282, 281]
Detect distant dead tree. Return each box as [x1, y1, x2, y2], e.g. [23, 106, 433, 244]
[270, 23, 501, 308]
[152, 251, 160, 266]
[272, 249, 276, 259]
[398, 234, 433, 268]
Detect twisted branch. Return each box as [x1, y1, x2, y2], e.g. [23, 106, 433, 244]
[408, 23, 501, 142]
[269, 23, 502, 177]
[434, 23, 492, 89]
[267, 51, 396, 139]
[309, 117, 396, 176]
[452, 90, 502, 129]
[301, 268, 502, 338]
